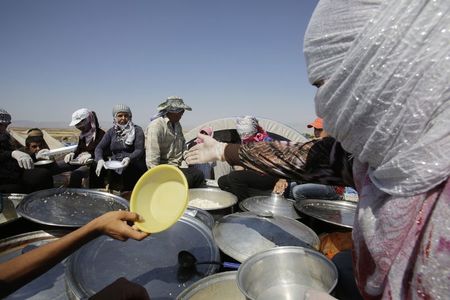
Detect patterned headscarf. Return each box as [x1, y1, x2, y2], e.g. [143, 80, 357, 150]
[0, 109, 11, 124]
[113, 104, 136, 146]
[236, 116, 271, 144]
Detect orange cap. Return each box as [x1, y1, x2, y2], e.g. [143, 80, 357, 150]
[307, 117, 323, 129]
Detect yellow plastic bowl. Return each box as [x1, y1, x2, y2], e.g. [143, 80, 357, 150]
[130, 165, 188, 233]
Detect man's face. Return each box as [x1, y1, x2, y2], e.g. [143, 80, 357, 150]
[28, 142, 43, 154]
[0, 122, 10, 134]
[166, 110, 184, 123]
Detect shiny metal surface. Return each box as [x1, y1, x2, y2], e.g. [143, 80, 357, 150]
[177, 271, 245, 300]
[66, 215, 220, 299]
[16, 188, 129, 227]
[294, 199, 357, 229]
[213, 212, 320, 263]
[0, 194, 26, 225]
[188, 188, 237, 220]
[239, 193, 300, 220]
[237, 246, 338, 300]
[0, 230, 70, 300]
[184, 206, 215, 229]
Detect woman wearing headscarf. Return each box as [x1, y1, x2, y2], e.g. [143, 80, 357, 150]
[58, 108, 106, 188]
[186, 0, 450, 298]
[217, 116, 279, 201]
[0, 109, 53, 193]
[95, 104, 146, 192]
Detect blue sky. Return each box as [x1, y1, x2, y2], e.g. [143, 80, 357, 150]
[1, 0, 318, 131]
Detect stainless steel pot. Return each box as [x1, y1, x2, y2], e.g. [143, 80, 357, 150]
[213, 212, 320, 263]
[239, 193, 300, 219]
[188, 188, 238, 220]
[177, 271, 245, 300]
[0, 230, 70, 299]
[237, 246, 338, 300]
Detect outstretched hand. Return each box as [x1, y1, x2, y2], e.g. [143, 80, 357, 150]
[185, 133, 226, 165]
[90, 211, 150, 241]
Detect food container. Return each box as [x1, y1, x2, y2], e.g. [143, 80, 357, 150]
[213, 212, 320, 263]
[0, 230, 70, 299]
[239, 193, 300, 219]
[65, 215, 220, 299]
[177, 271, 245, 300]
[237, 246, 338, 300]
[188, 188, 237, 220]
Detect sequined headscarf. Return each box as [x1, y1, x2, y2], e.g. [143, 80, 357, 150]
[304, 0, 450, 196]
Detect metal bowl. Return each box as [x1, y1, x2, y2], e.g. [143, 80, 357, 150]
[239, 193, 300, 219]
[188, 188, 237, 220]
[237, 246, 338, 300]
[177, 271, 245, 300]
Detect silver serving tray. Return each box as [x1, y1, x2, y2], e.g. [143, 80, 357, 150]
[239, 193, 300, 220]
[213, 212, 320, 263]
[0, 230, 70, 299]
[294, 199, 357, 229]
[65, 215, 220, 299]
[16, 188, 129, 227]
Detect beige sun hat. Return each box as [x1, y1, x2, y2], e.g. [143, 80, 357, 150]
[157, 96, 192, 112]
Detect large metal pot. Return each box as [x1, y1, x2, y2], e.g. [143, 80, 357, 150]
[239, 193, 300, 219]
[177, 271, 245, 300]
[0, 230, 70, 299]
[213, 212, 320, 263]
[65, 214, 220, 299]
[188, 188, 237, 220]
[237, 246, 338, 300]
[16, 188, 129, 227]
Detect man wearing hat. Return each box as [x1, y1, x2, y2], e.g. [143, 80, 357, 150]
[307, 117, 327, 139]
[145, 96, 204, 188]
[0, 109, 53, 193]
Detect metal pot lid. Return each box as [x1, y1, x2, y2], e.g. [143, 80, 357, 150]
[66, 215, 220, 299]
[188, 188, 237, 211]
[213, 212, 320, 263]
[294, 199, 357, 229]
[16, 188, 129, 227]
[239, 193, 300, 220]
[177, 271, 244, 300]
[184, 206, 215, 230]
[0, 230, 70, 299]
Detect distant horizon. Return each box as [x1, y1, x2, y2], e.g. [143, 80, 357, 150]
[1, 1, 319, 132]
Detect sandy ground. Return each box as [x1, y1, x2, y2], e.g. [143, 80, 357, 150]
[11, 127, 80, 144]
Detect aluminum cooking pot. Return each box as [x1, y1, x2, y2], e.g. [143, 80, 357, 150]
[239, 193, 300, 219]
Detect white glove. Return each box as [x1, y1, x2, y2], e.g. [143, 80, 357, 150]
[11, 150, 34, 169]
[77, 152, 92, 164]
[185, 133, 226, 165]
[36, 149, 51, 160]
[96, 159, 105, 177]
[121, 157, 130, 168]
[64, 152, 75, 163]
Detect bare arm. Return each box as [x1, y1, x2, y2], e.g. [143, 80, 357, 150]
[0, 211, 149, 297]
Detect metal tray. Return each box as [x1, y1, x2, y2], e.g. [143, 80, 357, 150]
[294, 199, 357, 229]
[65, 215, 220, 299]
[0, 230, 70, 299]
[16, 188, 129, 227]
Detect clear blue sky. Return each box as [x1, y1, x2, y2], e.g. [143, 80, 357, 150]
[1, 0, 318, 131]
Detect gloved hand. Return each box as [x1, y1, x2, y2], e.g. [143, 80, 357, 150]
[64, 152, 75, 163]
[96, 159, 105, 177]
[36, 149, 51, 160]
[121, 157, 130, 168]
[77, 152, 92, 164]
[11, 150, 34, 169]
[184, 133, 226, 165]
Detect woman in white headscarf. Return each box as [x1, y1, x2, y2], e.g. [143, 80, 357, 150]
[186, 0, 450, 298]
[95, 104, 147, 192]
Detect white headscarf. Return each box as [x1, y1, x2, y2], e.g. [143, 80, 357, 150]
[304, 0, 450, 196]
[236, 116, 259, 140]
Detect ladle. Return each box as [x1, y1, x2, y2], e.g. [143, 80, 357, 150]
[178, 250, 240, 269]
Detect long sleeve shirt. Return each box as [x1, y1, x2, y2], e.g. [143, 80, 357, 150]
[95, 125, 145, 162]
[145, 116, 185, 169]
